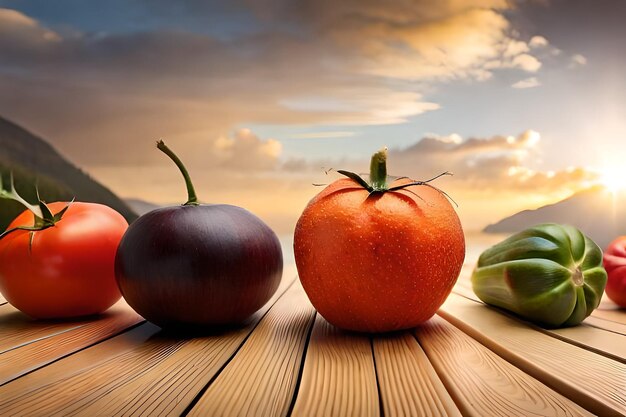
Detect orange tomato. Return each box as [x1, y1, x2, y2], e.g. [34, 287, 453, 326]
[294, 150, 465, 333]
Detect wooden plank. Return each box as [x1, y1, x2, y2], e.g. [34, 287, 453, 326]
[416, 316, 592, 417]
[452, 284, 626, 360]
[0, 322, 161, 399]
[0, 301, 144, 385]
[439, 293, 626, 417]
[291, 315, 380, 417]
[188, 281, 316, 417]
[0, 277, 295, 416]
[0, 303, 108, 355]
[372, 332, 461, 417]
[582, 316, 626, 336]
[0, 323, 170, 416]
[593, 306, 626, 325]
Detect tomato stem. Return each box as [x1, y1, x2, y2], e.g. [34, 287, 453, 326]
[335, 149, 458, 206]
[157, 140, 199, 206]
[369, 147, 388, 191]
[0, 174, 71, 239]
[0, 173, 43, 218]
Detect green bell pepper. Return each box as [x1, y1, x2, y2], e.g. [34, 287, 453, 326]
[471, 223, 607, 327]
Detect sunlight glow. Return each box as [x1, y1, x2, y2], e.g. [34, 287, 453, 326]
[599, 165, 626, 193]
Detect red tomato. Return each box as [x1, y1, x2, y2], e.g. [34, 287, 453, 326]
[0, 202, 128, 318]
[603, 236, 626, 308]
[294, 177, 465, 333]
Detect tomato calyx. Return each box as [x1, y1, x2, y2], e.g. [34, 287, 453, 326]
[0, 174, 72, 240]
[336, 147, 458, 205]
[157, 139, 200, 206]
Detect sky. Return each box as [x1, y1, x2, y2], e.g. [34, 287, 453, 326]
[0, 0, 624, 234]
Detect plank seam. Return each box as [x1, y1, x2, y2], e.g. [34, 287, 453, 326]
[591, 313, 626, 325]
[180, 278, 297, 417]
[0, 324, 86, 355]
[582, 321, 626, 337]
[411, 332, 470, 417]
[285, 311, 316, 417]
[370, 337, 385, 417]
[0, 320, 147, 388]
[450, 289, 626, 364]
[437, 309, 625, 417]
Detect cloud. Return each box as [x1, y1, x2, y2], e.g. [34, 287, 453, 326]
[0, 8, 61, 47]
[288, 131, 355, 139]
[397, 130, 540, 158]
[348, 9, 514, 81]
[288, 128, 592, 196]
[279, 90, 440, 125]
[423, 133, 464, 145]
[569, 53, 588, 67]
[512, 76, 541, 89]
[378, 130, 596, 194]
[503, 40, 530, 57]
[213, 128, 282, 170]
[510, 53, 542, 72]
[0, 3, 577, 233]
[529, 35, 549, 48]
[0, 2, 548, 158]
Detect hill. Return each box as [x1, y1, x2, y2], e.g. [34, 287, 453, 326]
[0, 116, 137, 229]
[484, 186, 626, 249]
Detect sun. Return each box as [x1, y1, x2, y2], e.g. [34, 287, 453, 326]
[599, 165, 626, 193]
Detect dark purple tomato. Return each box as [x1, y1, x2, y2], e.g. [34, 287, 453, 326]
[115, 140, 283, 329]
[115, 204, 282, 328]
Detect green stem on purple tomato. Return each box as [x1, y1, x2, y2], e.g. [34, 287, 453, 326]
[156, 140, 199, 206]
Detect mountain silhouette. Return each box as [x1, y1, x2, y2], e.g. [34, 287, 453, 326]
[0, 116, 137, 229]
[484, 186, 626, 249]
[124, 198, 164, 216]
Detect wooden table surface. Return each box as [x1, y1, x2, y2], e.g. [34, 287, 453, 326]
[0, 263, 624, 417]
